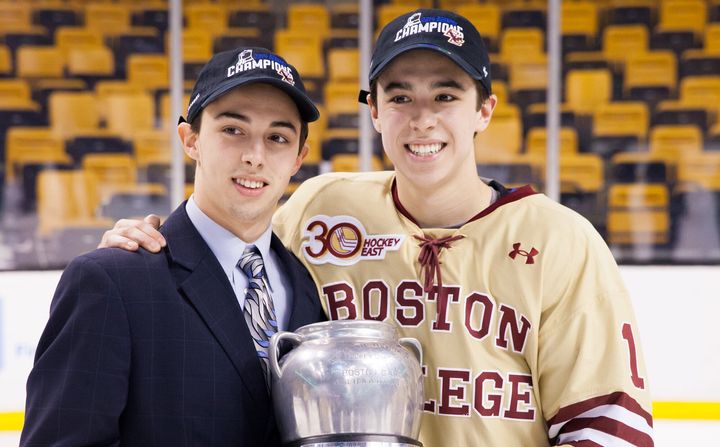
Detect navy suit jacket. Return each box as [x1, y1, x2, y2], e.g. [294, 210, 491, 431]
[21, 203, 326, 446]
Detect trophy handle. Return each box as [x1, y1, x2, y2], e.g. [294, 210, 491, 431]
[269, 331, 302, 380]
[399, 337, 423, 368]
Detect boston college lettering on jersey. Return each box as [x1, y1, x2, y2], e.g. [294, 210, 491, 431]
[394, 12, 465, 46]
[323, 280, 531, 354]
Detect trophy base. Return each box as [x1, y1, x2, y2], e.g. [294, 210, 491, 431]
[284, 433, 422, 447]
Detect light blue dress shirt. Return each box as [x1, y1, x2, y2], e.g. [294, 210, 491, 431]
[185, 195, 292, 331]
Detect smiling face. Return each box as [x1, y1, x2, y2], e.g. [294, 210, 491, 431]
[368, 49, 496, 193]
[179, 83, 308, 241]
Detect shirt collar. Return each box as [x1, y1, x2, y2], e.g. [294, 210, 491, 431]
[185, 195, 273, 287]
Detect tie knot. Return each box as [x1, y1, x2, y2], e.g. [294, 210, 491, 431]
[238, 246, 265, 279]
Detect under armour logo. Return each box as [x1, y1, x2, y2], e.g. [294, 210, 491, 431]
[482, 66, 488, 77]
[444, 27, 465, 46]
[508, 243, 539, 264]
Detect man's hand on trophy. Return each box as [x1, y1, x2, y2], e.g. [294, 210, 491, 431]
[99, 214, 166, 252]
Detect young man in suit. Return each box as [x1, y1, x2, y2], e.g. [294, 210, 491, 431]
[21, 47, 326, 446]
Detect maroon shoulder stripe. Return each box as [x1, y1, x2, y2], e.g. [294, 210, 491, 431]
[547, 392, 653, 428]
[549, 416, 654, 446]
[469, 184, 537, 222]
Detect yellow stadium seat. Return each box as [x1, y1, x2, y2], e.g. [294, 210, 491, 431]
[67, 46, 115, 78]
[508, 52, 547, 92]
[179, 29, 214, 63]
[657, 0, 706, 37]
[0, 44, 11, 75]
[160, 91, 191, 129]
[565, 68, 612, 115]
[185, 3, 228, 34]
[377, 4, 417, 29]
[706, 23, 720, 54]
[593, 101, 650, 141]
[561, 1, 599, 41]
[127, 54, 169, 90]
[85, 3, 131, 36]
[133, 129, 172, 167]
[330, 154, 383, 173]
[48, 91, 100, 139]
[677, 152, 720, 190]
[607, 183, 670, 245]
[560, 153, 604, 194]
[324, 81, 360, 122]
[440, 0, 479, 8]
[328, 48, 359, 82]
[55, 27, 104, 58]
[623, 50, 677, 96]
[0, 79, 33, 106]
[17, 46, 64, 79]
[288, 4, 330, 38]
[603, 25, 649, 63]
[0, 2, 32, 35]
[491, 80, 508, 103]
[457, 4, 502, 45]
[274, 30, 325, 79]
[678, 76, 720, 111]
[96, 80, 146, 99]
[5, 127, 68, 182]
[104, 92, 155, 133]
[82, 153, 137, 192]
[526, 127, 579, 155]
[500, 28, 544, 64]
[37, 170, 97, 235]
[475, 103, 522, 156]
[649, 124, 703, 160]
[305, 104, 327, 164]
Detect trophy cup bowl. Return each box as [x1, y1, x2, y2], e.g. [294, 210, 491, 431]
[269, 320, 424, 447]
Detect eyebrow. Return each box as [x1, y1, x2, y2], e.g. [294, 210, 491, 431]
[381, 79, 468, 92]
[215, 111, 298, 134]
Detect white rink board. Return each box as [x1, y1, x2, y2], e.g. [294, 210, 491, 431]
[1, 266, 719, 416]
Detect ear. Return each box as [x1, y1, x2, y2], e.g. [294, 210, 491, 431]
[367, 94, 381, 133]
[291, 143, 309, 176]
[178, 122, 199, 161]
[475, 94, 498, 134]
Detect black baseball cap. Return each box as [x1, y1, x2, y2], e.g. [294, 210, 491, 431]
[181, 47, 319, 124]
[361, 9, 492, 103]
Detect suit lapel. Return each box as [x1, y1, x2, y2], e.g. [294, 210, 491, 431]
[161, 204, 269, 407]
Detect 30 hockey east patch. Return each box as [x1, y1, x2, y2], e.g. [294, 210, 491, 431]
[301, 215, 405, 265]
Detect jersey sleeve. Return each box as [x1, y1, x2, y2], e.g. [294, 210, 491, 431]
[538, 223, 654, 446]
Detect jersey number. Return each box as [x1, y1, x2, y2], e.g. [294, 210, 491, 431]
[621, 323, 645, 389]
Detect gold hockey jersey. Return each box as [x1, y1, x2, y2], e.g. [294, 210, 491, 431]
[274, 171, 653, 446]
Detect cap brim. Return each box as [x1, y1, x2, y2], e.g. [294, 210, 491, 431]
[199, 76, 319, 123]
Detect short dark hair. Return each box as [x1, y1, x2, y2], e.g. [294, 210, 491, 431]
[189, 110, 309, 154]
[368, 78, 491, 110]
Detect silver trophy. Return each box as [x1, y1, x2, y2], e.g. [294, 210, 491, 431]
[269, 320, 424, 447]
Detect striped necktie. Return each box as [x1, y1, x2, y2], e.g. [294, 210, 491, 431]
[238, 246, 278, 388]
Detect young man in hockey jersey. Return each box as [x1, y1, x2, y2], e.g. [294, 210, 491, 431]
[99, 9, 654, 446]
